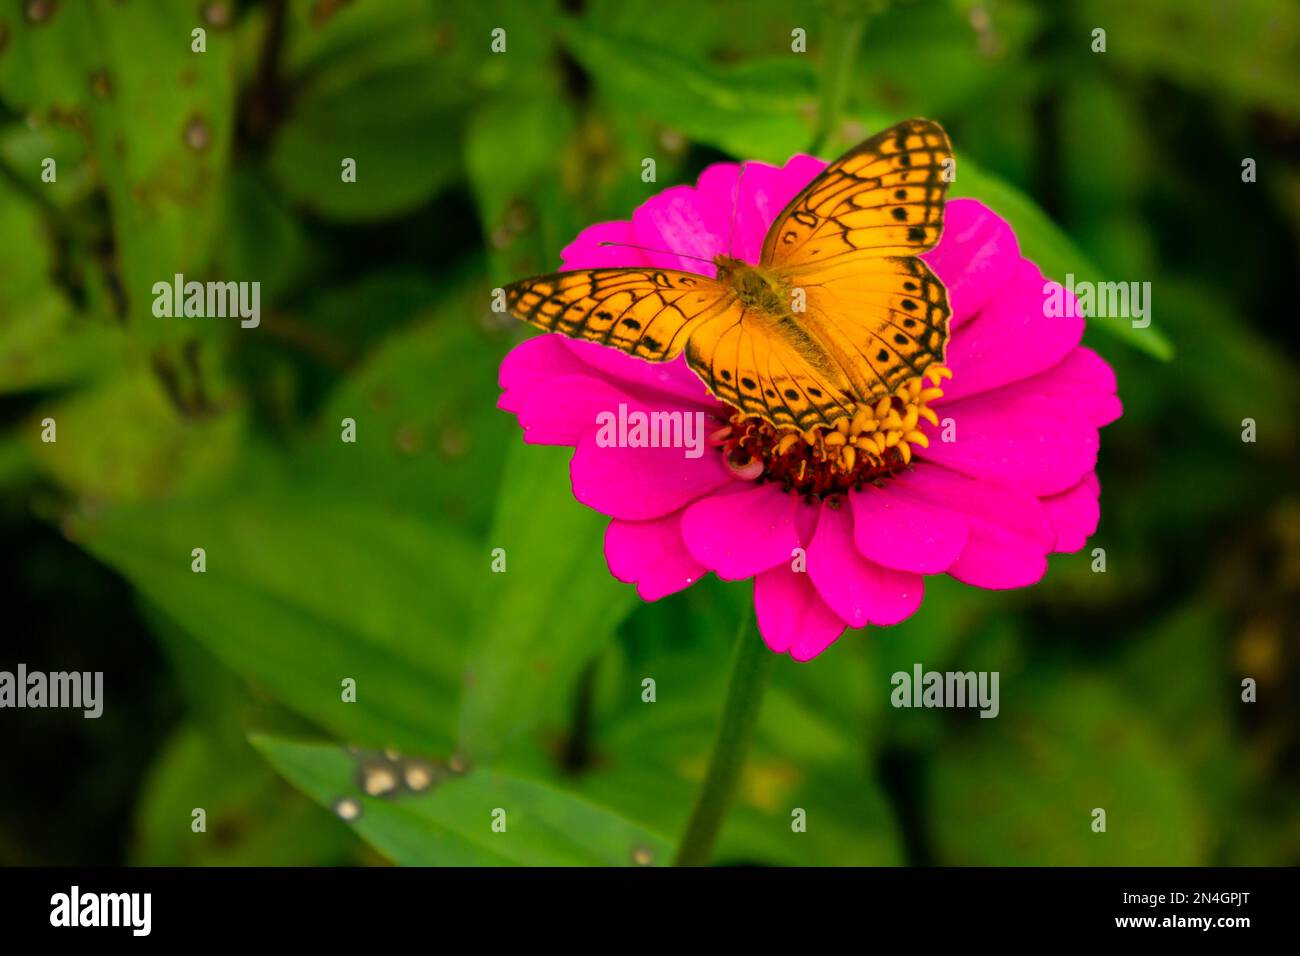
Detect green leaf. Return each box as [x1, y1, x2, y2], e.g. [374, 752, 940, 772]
[466, 92, 575, 282]
[0, 120, 97, 210]
[0, 0, 237, 346]
[269, 0, 467, 219]
[952, 157, 1174, 361]
[926, 674, 1208, 865]
[1156, 279, 1297, 447]
[458, 440, 638, 759]
[253, 735, 674, 866]
[267, 0, 563, 221]
[579, 583, 904, 865]
[208, 168, 316, 305]
[27, 369, 244, 501]
[267, 59, 465, 222]
[1075, 0, 1300, 119]
[75, 491, 480, 752]
[295, 279, 510, 532]
[130, 602, 364, 865]
[133, 724, 359, 866]
[0, 177, 126, 392]
[560, 18, 816, 163]
[853, 1, 1043, 118]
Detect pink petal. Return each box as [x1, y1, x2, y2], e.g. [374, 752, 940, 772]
[559, 339, 722, 410]
[561, 220, 651, 270]
[604, 512, 705, 601]
[510, 374, 720, 447]
[850, 481, 969, 574]
[807, 500, 924, 627]
[917, 391, 1098, 497]
[697, 155, 829, 264]
[570, 428, 734, 521]
[498, 334, 598, 405]
[939, 258, 1085, 404]
[893, 464, 1053, 589]
[896, 463, 1054, 546]
[993, 346, 1123, 429]
[922, 199, 1022, 331]
[754, 565, 847, 661]
[1041, 472, 1101, 554]
[632, 182, 731, 273]
[501, 372, 621, 446]
[681, 483, 801, 580]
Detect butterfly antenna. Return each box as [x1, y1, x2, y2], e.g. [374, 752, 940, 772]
[596, 242, 717, 266]
[727, 160, 747, 258]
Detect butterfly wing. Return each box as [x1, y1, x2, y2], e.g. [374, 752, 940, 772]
[682, 305, 858, 429]
[788, 254, 950, 403]
[503, 267, 736, 361]
[763, 117, 952, 267]
[759, 118, 954, 405]
[504, 266, 855, 427]
[503, 119, 953, 430]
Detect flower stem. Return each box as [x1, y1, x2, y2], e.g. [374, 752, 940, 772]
[810, 14, 866, 156]
[673, 610, 773, 866]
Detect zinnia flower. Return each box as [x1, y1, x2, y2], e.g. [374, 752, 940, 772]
[497, 155, 1121, 661]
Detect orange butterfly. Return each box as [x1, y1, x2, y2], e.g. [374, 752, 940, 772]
[504, 118, 953, 432]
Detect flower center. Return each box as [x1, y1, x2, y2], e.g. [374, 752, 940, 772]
[712, 367, 951, 498]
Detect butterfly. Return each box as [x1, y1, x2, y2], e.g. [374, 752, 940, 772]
[503, 118, 953, 432]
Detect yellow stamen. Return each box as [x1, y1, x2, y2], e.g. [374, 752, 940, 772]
[775, 431, 801, 456]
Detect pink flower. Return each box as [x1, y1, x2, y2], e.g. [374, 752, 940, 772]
[498, 155, 1122, 661]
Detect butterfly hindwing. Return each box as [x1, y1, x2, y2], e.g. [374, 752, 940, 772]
[792, 254, 950, 401]
[503, 268, 735, 361]
[683, 306, 858, 429]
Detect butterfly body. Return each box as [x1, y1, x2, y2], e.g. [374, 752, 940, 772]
[504, 119, 954, 432]
[714, 256, 785, 312]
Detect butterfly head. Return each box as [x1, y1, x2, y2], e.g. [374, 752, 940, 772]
[714, 255, 785, 313]
[711, 254, 754, 285]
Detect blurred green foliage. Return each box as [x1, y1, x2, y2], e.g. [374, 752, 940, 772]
[2, 0, 1297, 866]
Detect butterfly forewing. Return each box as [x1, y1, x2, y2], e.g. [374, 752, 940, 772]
[762, 118, 953, 267]
[683, 306, 858, 429]
[504, 268, 736, 361]
[758, 118, 954, 407]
